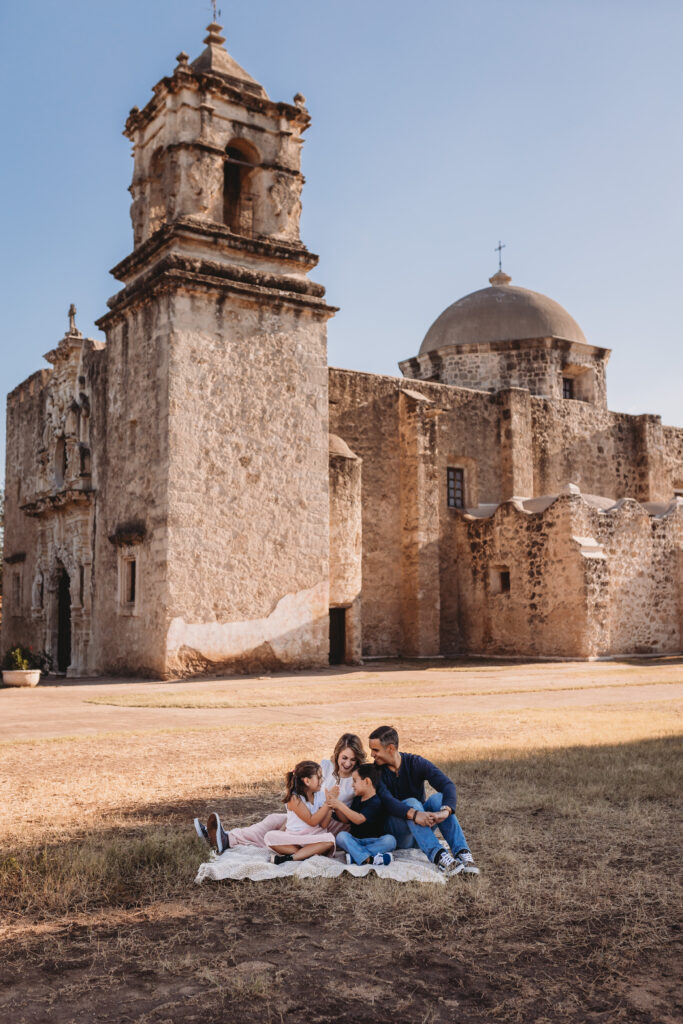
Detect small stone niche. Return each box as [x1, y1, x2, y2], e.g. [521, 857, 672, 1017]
[490, 565, 511, 595]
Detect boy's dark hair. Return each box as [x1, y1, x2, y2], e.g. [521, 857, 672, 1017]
[355, 762, 380, 788]
[369, 725, 399, 748]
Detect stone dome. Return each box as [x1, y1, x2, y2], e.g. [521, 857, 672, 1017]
[419, 271, 587, 355]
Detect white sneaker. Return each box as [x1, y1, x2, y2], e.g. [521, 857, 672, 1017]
[372, 852, 393, 866]
[344, 853, 353, 865]
[435, 849, 463, 875]
[456, 850, 480, 876]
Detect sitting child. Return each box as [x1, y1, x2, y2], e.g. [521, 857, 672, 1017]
[265, 760, 337, 865]
[326, 763, 396, 866]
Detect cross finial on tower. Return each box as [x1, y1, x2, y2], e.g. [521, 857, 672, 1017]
[495, 240, 506, 272]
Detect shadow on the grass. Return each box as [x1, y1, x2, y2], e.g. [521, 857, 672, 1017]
[1, 735, 680, 1024]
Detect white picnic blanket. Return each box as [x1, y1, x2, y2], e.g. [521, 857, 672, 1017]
[195, 846, 446, 885]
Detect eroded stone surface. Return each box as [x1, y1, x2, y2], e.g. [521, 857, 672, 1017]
[2, 24, 682, 674]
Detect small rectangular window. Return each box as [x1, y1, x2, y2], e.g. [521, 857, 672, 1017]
[447, 467, 465, 509]
[490, 566, 511, 595]
[125, 559, 136, 605]
[563, 377, 574, 400]
[12, 572, 21, 607]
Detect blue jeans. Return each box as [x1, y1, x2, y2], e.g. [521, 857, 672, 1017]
[336, 831, 397, 865]
[385, 794, 468, 863]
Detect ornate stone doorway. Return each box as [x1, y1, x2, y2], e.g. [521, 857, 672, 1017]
[57, 567, 71, 673]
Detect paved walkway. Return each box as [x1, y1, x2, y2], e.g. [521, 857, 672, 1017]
[1, 659, 681, 742]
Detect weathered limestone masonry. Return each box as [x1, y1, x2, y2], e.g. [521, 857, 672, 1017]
[2, 315, 104, 676]
[95, 25, 335, 675]
[329, 365, 683, 659]
[455, 490, 682, 657]
[2, 24, 335, 676]
[3, 23, 682, 671]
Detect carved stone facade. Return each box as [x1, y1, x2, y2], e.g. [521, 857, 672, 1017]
[2, 24, 682, 675]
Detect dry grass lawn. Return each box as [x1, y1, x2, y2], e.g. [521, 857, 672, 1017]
[0, 659, 681, 1023]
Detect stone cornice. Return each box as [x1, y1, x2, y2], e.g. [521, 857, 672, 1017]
[110, 219, 317, 283]
[97, 255, 337, 330]
[399, 336, 611, 372]
[21, 488, 95, 518]
[125, 69, 310, 139]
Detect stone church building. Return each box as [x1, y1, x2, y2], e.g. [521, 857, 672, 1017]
[3, 24, 683, 677]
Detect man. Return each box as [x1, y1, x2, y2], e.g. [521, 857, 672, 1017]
[369, 725, 479, 876]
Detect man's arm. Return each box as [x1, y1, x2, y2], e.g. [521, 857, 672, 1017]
[417, 755, 458, 811]
[376, 780, 411, 819]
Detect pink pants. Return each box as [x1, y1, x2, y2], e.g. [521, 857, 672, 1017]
[226, 812, 349, 848]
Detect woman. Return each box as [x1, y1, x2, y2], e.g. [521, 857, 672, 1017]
[193, 732, 366, 853]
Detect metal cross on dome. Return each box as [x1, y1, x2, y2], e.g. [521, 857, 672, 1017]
[210, 0, 222, 21]
[495, 240, 506, 272]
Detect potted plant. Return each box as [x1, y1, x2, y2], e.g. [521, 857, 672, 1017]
[1, 646, 52, 687]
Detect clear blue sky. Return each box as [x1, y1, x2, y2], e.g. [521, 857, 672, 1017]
[1, 0, 681, 487]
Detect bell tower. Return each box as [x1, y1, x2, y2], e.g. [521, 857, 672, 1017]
[95, 23, 335, 676]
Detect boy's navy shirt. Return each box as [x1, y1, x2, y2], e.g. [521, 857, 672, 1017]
[349, 793, 385, 839]
[376, 752, 457, 819]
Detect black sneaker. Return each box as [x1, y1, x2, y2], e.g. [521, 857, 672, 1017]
[207, 812, 228, 854]
[434, 848, 463, 876]
[456, 850, 480, 876]
[271, 853, 294, 865]
[193, 818, 209, 844]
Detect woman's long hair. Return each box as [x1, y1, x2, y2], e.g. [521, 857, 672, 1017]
[283, 760, 321, 803]
[331, 733, 366, 780]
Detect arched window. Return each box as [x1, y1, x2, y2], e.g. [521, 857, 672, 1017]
[223, 140, 259, 234]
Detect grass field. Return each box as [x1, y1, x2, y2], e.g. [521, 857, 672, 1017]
[1, 661, 681, 1023]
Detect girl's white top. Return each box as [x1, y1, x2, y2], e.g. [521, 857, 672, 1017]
[286, 789, 327, 833]
[321, 758, 355, 806]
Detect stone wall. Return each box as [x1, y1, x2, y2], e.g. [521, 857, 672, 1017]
[2, 372, 51, 655]
[2, 330, 105, 677]
[453, 495, 605, 658]
[663, 425, 683, 494]
[400, 337, 608, 409]
[161, 289, 331, 676]
[329, 367, 682, 659]
[92, 298, 173, 677]
[452, 494, 681, 658]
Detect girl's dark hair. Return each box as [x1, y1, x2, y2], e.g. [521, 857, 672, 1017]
[283, 760, 321, 803]
[331, 733, 366, 780]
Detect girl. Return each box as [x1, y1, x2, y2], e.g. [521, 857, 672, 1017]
[265, 760, 336, 864]
[195, 733, 365, 853]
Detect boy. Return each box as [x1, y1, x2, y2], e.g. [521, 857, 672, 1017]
[326, 763, 396, 866]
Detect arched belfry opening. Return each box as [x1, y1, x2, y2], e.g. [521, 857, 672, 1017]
[223, 140, 259, 235]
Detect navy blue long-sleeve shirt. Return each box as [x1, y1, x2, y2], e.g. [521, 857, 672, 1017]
[376, 752, 458, 819]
